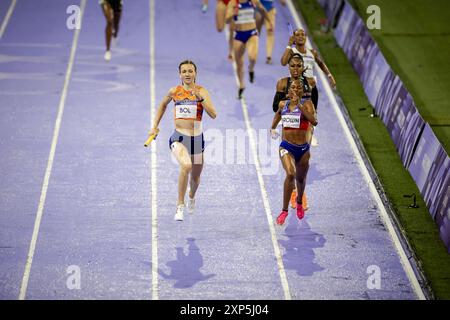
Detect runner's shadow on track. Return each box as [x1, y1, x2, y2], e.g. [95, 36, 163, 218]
[159, 238, 216, 289]
[278, 217, 325, 277]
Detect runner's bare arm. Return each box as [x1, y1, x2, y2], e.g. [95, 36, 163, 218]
[271, 101, 284, 129]
[270, 101, 284, 139]
[149, 87, 175, 136]
[312, 49, 336, 87]
[300, 100, 318, 126]
[199, 87, 217, 119]
[280, 39, 294, 66]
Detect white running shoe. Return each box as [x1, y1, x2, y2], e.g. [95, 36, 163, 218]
[187, 197, 195, 214]
[174, 204, 184, 221]
[104, 51, 111, 61]
[311, 135, 319, 147]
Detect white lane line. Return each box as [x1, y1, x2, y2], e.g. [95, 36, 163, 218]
[0, 0, 17, 40]
[149, 0, 159, 301]
[285, 0, 426, 300]
[224, 32, 292, 300]
[18, 0, 86, 300]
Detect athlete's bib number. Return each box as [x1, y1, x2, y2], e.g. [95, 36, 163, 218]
[175, 104, 197, 119]
[282, 114, 301, 128]
[236, 9, 254, 24]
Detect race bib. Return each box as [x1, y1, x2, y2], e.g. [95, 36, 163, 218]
[175, 103, 197, 119]
[282, 114, 301, 128]
[236, 8, 254, 24]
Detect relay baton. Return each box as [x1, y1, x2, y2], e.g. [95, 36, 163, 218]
[287, 22, 294, 36]
[144, 134, 156, 147]
[287, 22, 295, 48]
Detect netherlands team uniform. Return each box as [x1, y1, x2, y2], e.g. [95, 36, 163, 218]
[169, 85, 205, 155]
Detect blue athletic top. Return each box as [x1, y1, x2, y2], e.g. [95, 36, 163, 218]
[260, 0, 274, 11]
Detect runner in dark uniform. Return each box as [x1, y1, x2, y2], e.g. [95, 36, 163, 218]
[100, 0, 123, 61]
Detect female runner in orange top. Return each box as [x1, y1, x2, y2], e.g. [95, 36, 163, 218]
[148, 60, 217, 221]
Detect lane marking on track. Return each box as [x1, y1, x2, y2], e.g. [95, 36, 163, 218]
[285, 0, 425, 300]
[18, 0, 87, 300]
[224, 30, 292, 300]
[149, 0, 159, 301]
[0, 0, 17, 40]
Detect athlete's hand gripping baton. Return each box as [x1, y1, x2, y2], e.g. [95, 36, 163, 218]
[144, 134, 157, 147]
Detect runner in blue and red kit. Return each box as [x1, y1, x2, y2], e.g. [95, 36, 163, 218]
[270, 79, 317, 225]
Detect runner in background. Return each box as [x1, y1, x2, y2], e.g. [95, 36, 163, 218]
[100, 0, 122, 61]
[255, 0, 286, 65]
[216, 0, 234, 61]
[202, 0, 209, 13]
[226, 0, 273, 99]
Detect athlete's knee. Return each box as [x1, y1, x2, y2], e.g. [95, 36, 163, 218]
[296, 163, 309, 180]
[191, 175, 201, 185]
[295, 169, 306, 181]
[235, 58, 244, 67]
[297, 161, 309, 174]
[180, 162, 193, 174]
[285, 170, 295, 181]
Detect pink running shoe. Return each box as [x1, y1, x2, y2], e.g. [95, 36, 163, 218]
[296, 205, 305, 220]
[276, 210, 289, 225]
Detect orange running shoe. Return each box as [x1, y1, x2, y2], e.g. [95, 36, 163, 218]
[276, 210, 289, 226]
[302, 193, 309, 211]
[290, 189, 297, 209]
